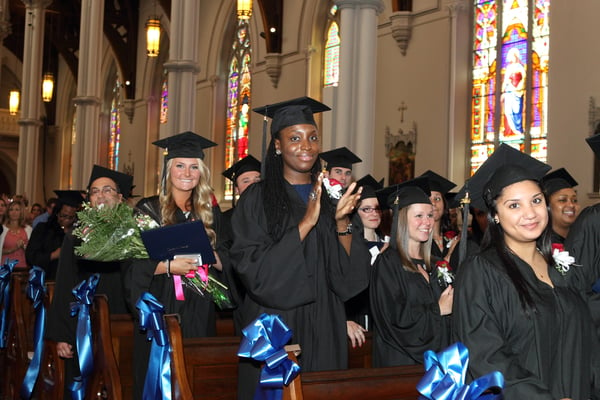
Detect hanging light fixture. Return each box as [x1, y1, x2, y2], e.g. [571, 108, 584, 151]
[9, 90, 19, 115]
[42, 72, 54, 102]
[237, 0, 252, 20]
[146, 17, 161, 57]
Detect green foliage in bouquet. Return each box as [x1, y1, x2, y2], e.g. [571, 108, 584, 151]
[73, 202, 159, 261]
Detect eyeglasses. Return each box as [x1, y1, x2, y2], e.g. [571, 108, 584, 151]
[89, 186, 117, 196]
[58, 214, 76, 220]
[358, 206, 380, 214]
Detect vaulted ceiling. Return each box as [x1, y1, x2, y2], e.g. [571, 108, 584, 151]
[4, 0, 281, 102]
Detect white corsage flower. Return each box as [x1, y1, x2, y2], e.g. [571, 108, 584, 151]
[551, 244, 576, 276]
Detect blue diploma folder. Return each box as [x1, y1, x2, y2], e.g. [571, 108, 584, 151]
[140, 220, 216, 264]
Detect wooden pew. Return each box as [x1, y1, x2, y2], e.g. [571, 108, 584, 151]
[165, 314, 242, 400]
[347, 331, 372, 368]
[85, 295, 124, 399]
[283, 350, 423, 400]
[2, 271, 30, 399]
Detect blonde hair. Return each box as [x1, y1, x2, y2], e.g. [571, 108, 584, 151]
[159, 158, 216, 246]
[394, 205, 433, 273]
[7, 201, 27, 228]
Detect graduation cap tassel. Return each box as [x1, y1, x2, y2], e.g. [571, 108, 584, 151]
[389, 195, 400, 250]
[458, 189, 470, 266]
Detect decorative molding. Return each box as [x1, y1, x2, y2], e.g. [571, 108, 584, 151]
[385, 121, 417, 156]
[264, 53, 282, 88]
[123, 99, 136, 123]
[390, 11, 412, 56]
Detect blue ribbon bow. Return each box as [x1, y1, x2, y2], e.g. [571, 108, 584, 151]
[417, 342, 504, 400]
[136, 292, 172, 400]
[68, 273, 100, 399]
[0, 258, 17, 348]
[238, 314, 300, 400]
[20, 266, 47, 399]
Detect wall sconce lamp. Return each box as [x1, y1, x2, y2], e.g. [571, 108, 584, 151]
[146, 17, 161, 57]
[42, 72, 54, 102]
[9, 90, 19, 115]
[237, 0, 252, 20]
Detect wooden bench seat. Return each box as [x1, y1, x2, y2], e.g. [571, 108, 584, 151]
[284, 350, 423, 400]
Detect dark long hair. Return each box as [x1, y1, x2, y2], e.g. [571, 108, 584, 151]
[481, 179, 553, 314]
[262, 135, 327, 241]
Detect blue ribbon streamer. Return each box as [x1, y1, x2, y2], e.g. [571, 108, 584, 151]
[0, 258, 16, 348]
[136, 292, 172, 400]
[20, 266, 47, 399]
[417, 342, 504, 400]
[68, 273, 100, 399]
[238, 314, 300, 400]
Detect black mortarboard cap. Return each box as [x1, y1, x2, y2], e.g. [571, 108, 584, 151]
[355, 174, 384, 201]
[53, 190, 85, 207]
[320, 147, 362, 170]
[454, 144, 551, 211]
[152, 131, 217, 161]
[419, 170, 456, 195]
[445, 192, 458, 206]
[222, 155, 262, 182]
[376, 176, 431, 210]
[587, 134, 600, 160]
[88, 165, 134, 199]
[253, 96, 331, 137]
[541, 168, 578, 196]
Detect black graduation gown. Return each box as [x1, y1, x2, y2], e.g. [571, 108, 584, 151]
[453, 248, 600, 400]
[25, 220, 65, 280]
[369, 251, 451, 367]
[230, 182, 370, 372]
[565, 204, 600, 335]
[45, 233, 128, 399]
[125, 196, 220, 400]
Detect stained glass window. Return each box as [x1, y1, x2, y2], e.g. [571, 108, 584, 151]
[109, 79, 121, 170]
[225, 18, 252, 200]
[470, 0, 549, 174]
[160, 73, 168, 124]
[324, 6, 340, 87]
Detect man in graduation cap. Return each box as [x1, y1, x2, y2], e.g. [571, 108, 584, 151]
[26, 190, 84, 280]
[320, 146, 362, 190]
[565, 133, 600, 337]
[46, 165, 133, 399]
[233, 97, 369, 399]
[453, 144, 600, 399]
[220, 155, 261, 334]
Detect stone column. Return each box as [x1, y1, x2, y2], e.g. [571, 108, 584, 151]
[71, 0, 105, 188]
[334, 0, 384, 179]
[15, 0, 51, 200]
[163, 0, 201, 137]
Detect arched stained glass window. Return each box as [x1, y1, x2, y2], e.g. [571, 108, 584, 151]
[160, 73, 168, 124]
[470, 0, 549, 174]
[225, 18, 252, 200]
[109, 79, 121, 170]
[324, 5, 340, 87]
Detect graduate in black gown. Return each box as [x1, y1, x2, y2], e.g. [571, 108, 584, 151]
[25, 190, 83, 280]
[231, 97, 369, 399]
[369, 177, 453, 367]
[453, 144, 600, 399]
[345, 175, 387, 348]
[45, 166, 133, 400]
[541, 168, 579, 244]
[124, 131, 226, 400]
[221, 155, 261, 334]
[566, 134, 600, 335]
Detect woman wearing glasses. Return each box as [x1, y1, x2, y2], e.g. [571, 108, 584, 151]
[345, 177, 388, 349]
